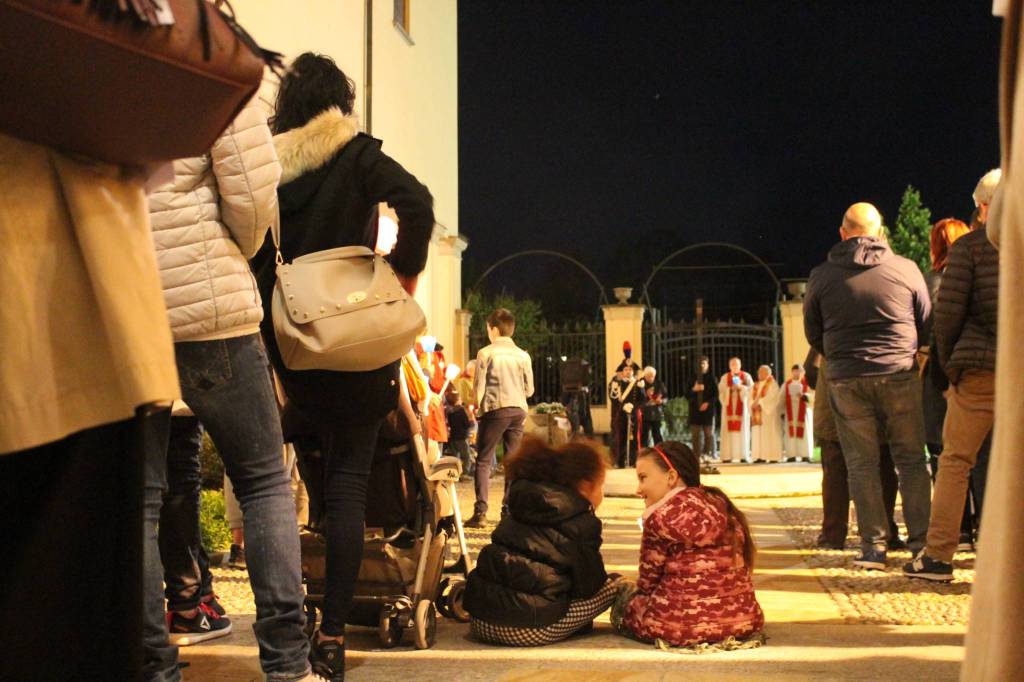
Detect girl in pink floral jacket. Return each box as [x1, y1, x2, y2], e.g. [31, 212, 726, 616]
[617, 441, 764, 646]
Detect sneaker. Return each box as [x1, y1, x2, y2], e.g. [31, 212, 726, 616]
[957, 533, 975, 553]
[309, 633, 345, 682]
[228, 544, 246, 570]
[200, 593, 226, 618]
[464, 512, 488, 529]
[852, 547, 887, 570]
[167, 607, 233, 646]
[903, 552, 954, 582]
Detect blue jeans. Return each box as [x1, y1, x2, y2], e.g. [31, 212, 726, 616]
[143, 334, 310, 681]
[828, 370, 931, 553]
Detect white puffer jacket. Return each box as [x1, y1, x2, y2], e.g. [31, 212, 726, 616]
[148, 98, 281, 342]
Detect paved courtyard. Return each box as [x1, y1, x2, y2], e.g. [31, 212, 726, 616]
[181, 463, 967, 681]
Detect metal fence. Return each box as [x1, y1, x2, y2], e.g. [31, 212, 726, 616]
[470, 321, 606, 405]
[642, 311, 781, 402]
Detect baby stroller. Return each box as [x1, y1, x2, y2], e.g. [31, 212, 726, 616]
[293, 387, 474, 650]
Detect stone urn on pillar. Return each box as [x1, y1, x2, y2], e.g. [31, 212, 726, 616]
[613, 287, 633, 305]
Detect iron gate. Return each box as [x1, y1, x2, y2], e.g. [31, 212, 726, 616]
[470, 321, 606, 405]
[642, 310, 781, 401]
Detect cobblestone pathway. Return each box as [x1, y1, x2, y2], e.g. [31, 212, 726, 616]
[774, 505, 974, 626]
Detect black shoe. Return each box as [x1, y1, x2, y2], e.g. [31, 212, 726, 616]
[464, 512, 488, 528]
[166, 607, 233, 646]
[815, 536, 846, 550]
[956, 533, 975, 553]
[310, 633, 345, 682]
[228, 544, 247, 570]
[887, 537, 909, 551]
[903, 551, 954, 582]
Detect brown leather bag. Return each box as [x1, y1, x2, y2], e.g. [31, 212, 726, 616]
[0, 0, 276, 166]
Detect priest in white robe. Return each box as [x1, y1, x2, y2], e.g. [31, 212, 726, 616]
[718, 357, 754, 463]
[783, 364, 814, 462]
[750, 365, 784, 462]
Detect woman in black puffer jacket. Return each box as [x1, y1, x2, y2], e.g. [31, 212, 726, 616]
[465, 437, 623, 646]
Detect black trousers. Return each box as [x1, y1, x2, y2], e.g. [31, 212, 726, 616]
[0, 410, 169, 682]
[819, 438, 900, 545]
[641, 419, 664, 447]
[159, 415, 214, 611]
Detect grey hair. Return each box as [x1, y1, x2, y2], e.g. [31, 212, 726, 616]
[643, 366, 657, 375]
[758, 364, 773, 375]
[974, 168, 1001, 207]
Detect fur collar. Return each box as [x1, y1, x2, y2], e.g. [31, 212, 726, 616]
[273, 107, 359, 185]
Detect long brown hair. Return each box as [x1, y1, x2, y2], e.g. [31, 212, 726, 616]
[639, 441, 757, 569]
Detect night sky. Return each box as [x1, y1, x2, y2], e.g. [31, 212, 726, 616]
[458, 1, 1002, 321]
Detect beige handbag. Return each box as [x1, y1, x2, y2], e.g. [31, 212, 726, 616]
[270, 223, 426, 372]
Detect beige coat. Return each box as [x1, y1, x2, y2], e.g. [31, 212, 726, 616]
[0, 134, 180, 455]
[963, 3, 1024, 678]
[147, 98, 281, 342]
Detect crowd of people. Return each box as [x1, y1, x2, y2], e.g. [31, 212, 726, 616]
[803, 171, 1000, 577]
[3, 5, 1021, 680]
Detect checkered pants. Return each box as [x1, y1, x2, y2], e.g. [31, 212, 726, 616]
[470, 577, 623, 646]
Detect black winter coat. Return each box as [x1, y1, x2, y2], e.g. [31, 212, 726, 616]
[464, 480, 608, 628]
[252, 108, 434, 424]
[934, 230, 999, 383]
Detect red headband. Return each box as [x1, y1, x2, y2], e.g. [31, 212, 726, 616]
[652, 445, 676, 473]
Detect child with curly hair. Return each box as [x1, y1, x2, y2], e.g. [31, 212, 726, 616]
[464, 436, 623, 646]
[614, 440, 764, 647]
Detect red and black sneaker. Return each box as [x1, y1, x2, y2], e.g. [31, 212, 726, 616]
[200, 593, 227, 618]
[167, 606, 232, 646]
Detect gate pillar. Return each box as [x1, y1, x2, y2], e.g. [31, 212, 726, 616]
[780, 299, 809, 372]
[594, 304, 647, 434]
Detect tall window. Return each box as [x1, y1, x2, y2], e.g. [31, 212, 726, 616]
[394, 0, 413, 44]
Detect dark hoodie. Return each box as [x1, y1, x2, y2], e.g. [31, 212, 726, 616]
[464, 479, 607, 628]
[803, 237, 931, 381]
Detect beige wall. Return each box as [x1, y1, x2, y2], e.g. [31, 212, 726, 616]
[233, 0, 462, 349]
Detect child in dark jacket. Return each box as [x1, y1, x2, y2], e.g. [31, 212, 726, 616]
[464, 437, 621, 646]
[614, 441, 764, 647]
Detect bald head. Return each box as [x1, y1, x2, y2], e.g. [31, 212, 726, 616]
[840, 203, 883, 239]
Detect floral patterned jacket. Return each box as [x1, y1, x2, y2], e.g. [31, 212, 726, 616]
[624, 486, 764, 646]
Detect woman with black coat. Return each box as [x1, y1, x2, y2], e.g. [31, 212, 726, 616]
[465, 437, 623, 646]
[251, 53, 434, 682]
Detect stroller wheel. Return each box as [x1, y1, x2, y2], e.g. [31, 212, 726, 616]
[378, 606, 405, 648]
[446, 580, 471, 623]
[413, 599, 437, 650]
[436, 580, 453, 619]
[303, 601, 318, 639]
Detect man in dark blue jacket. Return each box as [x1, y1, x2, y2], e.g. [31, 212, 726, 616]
[804, 202, 932, 571]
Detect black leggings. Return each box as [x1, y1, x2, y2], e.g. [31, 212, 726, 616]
[319, 418, 383, 636]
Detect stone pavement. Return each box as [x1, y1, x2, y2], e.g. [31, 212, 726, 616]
[181, 463, 965, 681]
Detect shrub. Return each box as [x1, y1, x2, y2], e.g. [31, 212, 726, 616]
[663, 397, 690, 441]
[199, 431, 224, 490]
[199, 489, 233, 552]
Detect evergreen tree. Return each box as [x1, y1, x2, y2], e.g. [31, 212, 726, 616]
[889, 186, 932, 272]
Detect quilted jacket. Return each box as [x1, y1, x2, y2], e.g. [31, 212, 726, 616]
[148, 97, 281, 341]
[934, 229, 999, 383]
